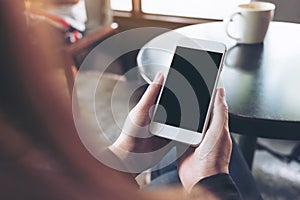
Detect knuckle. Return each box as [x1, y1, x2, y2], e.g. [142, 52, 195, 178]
[150, 82, 160, 90]
[216, 103, 228, 114]
[222, 103, 229, 112]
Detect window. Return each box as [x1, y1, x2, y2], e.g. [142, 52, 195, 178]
[110, 0, 250, 20]
[110, 0, 132, 11]
[142, 0, 250, 20]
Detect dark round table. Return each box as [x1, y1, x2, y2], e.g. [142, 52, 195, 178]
[137, 22, 300, 167]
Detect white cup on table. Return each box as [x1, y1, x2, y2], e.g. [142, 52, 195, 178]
[225, 1, 275, 44]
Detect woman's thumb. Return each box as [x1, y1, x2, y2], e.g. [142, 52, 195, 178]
[137, 72, 164, 111]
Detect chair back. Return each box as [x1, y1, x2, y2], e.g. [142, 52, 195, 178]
[84, 0, 113, 34]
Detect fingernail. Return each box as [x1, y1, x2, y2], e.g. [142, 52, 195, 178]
[219, 88, 225, 97]
[153, 72, 163, 84]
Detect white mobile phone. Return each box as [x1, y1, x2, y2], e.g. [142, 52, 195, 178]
[149, 38, 226, 146]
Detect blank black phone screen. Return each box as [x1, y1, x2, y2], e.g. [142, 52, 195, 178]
[153, 46, 223, 132]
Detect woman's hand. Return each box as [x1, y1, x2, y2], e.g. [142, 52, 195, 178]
[109, 73, 172, 175]
[178, 88, 232, 192]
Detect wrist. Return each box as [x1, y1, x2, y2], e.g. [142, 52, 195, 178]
[108, 144, 139, 178]
[179, 163, 229, 193]
[198, 165, 229, 180]
[98, 149, 140, 189]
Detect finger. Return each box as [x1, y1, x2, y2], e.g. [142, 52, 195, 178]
[137, 72, 164, 111]
[208, 88, 228, 133]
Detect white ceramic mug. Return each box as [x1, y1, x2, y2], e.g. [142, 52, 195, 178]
[225, 1, 275, 44]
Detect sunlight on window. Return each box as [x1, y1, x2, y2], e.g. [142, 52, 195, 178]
[142, 0, 250, 19]
[110, 0, 132, 11]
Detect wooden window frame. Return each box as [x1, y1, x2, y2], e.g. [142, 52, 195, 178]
[112, 0, 220, 26]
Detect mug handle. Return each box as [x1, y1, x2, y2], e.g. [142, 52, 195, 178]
[224, 12, 241, 40]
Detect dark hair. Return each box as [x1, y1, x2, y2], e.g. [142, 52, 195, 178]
[0, 1, 61, 148]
